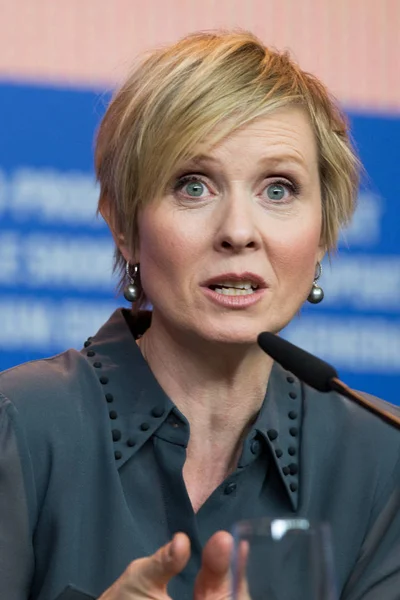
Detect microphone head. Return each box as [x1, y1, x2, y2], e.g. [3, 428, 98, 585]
[257, 331, 338, 392]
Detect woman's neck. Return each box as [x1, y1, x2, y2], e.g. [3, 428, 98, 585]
[137, 312, 273, 445]
[137, 311, 274, 512]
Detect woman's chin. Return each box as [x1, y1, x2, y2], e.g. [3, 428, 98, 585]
[164, 308, 286, 347]
[195, 322, 266, 347]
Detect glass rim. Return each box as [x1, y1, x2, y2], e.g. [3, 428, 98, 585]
[232, 517, 331, 541]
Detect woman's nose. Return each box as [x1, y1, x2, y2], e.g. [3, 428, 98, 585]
[213, 192, 262, 253]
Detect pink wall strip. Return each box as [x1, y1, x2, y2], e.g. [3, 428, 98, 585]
[0, 0, 398, 112]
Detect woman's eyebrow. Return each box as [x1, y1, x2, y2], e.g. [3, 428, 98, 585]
[256, 153, 309, 171]
[182, 155, 219, 169]
[184, 152, 309, 171]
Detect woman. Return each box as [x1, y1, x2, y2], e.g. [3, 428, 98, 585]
[0, 30, 399, 600]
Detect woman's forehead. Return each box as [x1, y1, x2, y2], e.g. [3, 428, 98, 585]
[181, 108, 318, 173]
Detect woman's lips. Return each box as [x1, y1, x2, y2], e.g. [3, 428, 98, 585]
[201, 285, 266, 308]
[201, 272, 267, 289]
[200, 272, 267, 308]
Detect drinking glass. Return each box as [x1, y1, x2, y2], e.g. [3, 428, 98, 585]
[231, 518, 338, 600]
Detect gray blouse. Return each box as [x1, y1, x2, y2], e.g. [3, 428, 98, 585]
[0, 309, 399, 600]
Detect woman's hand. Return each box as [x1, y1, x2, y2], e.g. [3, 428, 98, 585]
[98, 531, 250, 600]
[98, 532, 190, 600]
[194, 531, 250, 600]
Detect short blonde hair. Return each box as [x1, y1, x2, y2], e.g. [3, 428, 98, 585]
[95, 30, 360, 300]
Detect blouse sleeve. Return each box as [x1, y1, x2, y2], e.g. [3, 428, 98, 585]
[0, 395, 34, 600]
[342, 459, 400, 600]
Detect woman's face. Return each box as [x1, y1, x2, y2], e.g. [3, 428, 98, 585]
[135, 107, 325, 345]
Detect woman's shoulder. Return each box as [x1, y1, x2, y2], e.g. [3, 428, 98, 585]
[302, 381, 400, 496]
[304, 382, 400, 443]
[0, 308, 139, 421]
[270, 362, 400, 456]
[0, 349, 100, 414]
[0, 308, 147, 450]
[0, 349, 106, 453]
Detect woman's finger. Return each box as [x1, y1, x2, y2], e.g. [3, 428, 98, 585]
[193, 531, 233, 599]
[126, 533, 191, 590]
[99, 533, 191, 599]
[232, 540, 251, 600]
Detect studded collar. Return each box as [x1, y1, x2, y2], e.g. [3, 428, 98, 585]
[81, 309, 303, 511]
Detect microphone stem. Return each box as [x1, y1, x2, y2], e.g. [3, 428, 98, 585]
[330, 377, 400, 429]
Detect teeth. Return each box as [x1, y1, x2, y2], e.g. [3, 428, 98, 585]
[214, 281, 257, 290]
[214, 287, 255, 296]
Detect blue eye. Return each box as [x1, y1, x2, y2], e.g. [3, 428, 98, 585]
[266, 183, 287, 201]
[185, 181, 205, 197]
[174, 175, 210, 199]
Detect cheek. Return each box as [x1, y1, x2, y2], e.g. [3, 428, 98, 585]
[268, 218, 322, 282]
[137, 209, 204, 287]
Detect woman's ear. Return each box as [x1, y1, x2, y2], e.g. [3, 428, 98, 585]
[317, 247, 326, 264]
[317, 234, 327, 264]
[99, 195, 137, 263]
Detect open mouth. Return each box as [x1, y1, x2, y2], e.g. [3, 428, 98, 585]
[208, 282, 259, 296]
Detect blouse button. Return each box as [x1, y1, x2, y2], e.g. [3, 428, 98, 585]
[289, 463, 298, 475]
[288, 446, 296, 456]
[151, 406, 165, 418]
[275, 448, 283, 458]
[267, 429, 278, 441]
[87, 350, 95, 357]
[100, 376, 109, 385]
[290, 482, 298, 492]
[250, 439, 261, 455]
[288, 410, 297, 420]
[105, 393, 114, 403]
[289, 391, 297, 399]
[114, 451, 122, 460]
[289, 427, 298, 437]
[127, 438, 136, 447]
[140, 422, 150, 431]
[112, 429, 121, 441]
[224, 482, 237, 495]
[109, 410, 118, 420]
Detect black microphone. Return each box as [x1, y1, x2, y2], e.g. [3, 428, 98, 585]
[257, 331, 400, 429]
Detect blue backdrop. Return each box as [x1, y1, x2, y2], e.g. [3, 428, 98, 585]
[0, 83, 399, 405]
